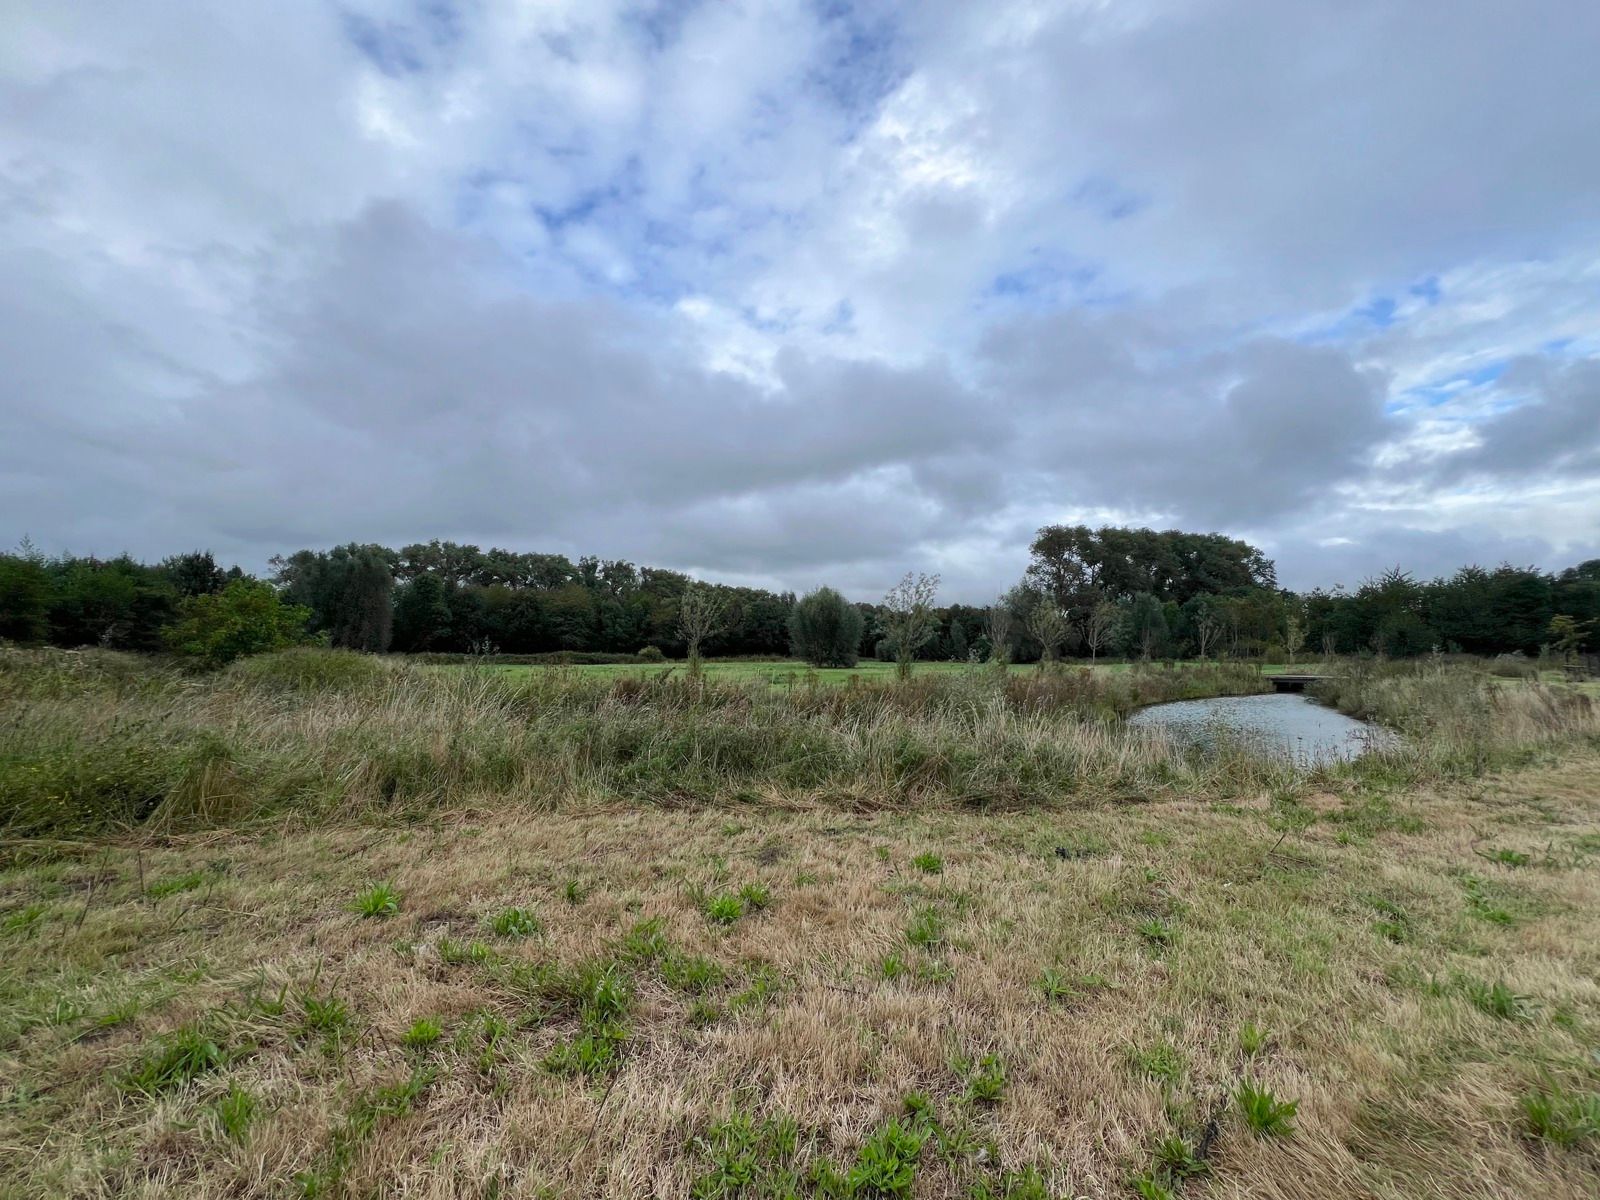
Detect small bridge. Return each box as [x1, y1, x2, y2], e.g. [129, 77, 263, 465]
[1269, 673, 1329, 693]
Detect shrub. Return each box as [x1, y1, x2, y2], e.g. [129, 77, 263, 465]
[638, 645, 667, 662]
[165, 579, 310, 667]
[788, 587, 864, 668]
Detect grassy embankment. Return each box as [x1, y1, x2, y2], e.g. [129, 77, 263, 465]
[1, 649, 1598, 1198]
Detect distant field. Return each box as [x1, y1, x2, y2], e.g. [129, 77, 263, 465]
[475, 658, 1307, 686]
[472, 657, 1600, 696]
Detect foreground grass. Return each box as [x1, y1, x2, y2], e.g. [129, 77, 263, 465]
[2, 649, 1597, 1196]
[3, 749, 1599, 1197]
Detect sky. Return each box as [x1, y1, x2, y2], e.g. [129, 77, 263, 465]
[3, 0, 1598, 602]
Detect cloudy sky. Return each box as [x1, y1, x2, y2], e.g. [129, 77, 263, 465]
[3, 1, 1598, 601]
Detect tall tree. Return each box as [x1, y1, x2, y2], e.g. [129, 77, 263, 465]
[0, 551, 51, 644]
[392, 574, 454, 652]
[1122, 593, 1168, 661]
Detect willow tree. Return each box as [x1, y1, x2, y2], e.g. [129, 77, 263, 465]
[677, 583, 728, 678]
[882, 572, 940, 681]
[789, 586, 864, 667]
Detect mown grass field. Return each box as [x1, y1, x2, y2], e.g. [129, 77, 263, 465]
[1, 650, 1597, 1198]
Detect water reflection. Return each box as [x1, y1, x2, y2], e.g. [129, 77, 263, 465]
[1128, 692, 1396, 764]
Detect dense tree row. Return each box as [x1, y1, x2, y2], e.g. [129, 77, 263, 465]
[1, 529, 1595, 664]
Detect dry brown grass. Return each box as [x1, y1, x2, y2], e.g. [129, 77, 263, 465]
[4, 743, 1599, 1198]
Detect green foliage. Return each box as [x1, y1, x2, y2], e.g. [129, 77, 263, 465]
[296, 1067, 434, 1197]
[968, 1164, 1054, 1199]
[353, 882, 401, 918]
[1464, 978, 1531, 1021]
[489, 906, 541, 937]
[1462, 876, 1516, 925]
[165, 579, 310, 667]
[0, 552, 51, 643]
[391, 574, 454, 652]
[961, 1054, 1007, 1105]
[690, 1111, 803, 1199]
[1136, 918, 1173, 948]
[401, 1017, 444, 1049]
[122, 1025, 226, 1094]
[1127, 1040, 1184, 1087]
[1238, 1022, 1270, 1057]
[910, 852, 943, 875]
[1521, 1085, 1600, 1147]
[544, 961, 632, 1076]
[845, 1117, 928, 1197]
[662, 953, 725, 994]
[300, 993, 351, 1040]
[789, 587, 865, 668]
[705, 893, 746, 925]
[215, 1082, 258, 1140]
[1150, 1133, 1207, 1181]
[147, 869, 207, 898]
[1236, 1079, 1297, 1137]
[1036, 968, 1072, 1003]
[272, 544, 395, 653]
[906, 907, 944, 949]
[1477, 846, 1532, 868]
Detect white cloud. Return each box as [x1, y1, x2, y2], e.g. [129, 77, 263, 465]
[2, 0, 1598, 598]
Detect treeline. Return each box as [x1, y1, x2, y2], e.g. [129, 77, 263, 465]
[1, 528, 1596, 664]
[1014, 525, 1600, 661]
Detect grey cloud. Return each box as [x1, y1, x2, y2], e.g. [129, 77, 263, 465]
[1447, 358, 1600, 480]
[3, 1, 1599, 602]
[978, 315, 1391, 526]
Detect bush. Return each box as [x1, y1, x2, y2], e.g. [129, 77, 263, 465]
[789, 587, 863, 668]
[165, 579, 310, 667]
[638, 645, 666, 662]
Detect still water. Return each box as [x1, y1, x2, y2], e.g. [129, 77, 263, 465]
[1128, 692, 1395, 764]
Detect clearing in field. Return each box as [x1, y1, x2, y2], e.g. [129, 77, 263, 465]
[1, 649, 1598, 1198]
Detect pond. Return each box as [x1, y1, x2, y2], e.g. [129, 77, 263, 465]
[1128, 692, 1396, 764]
